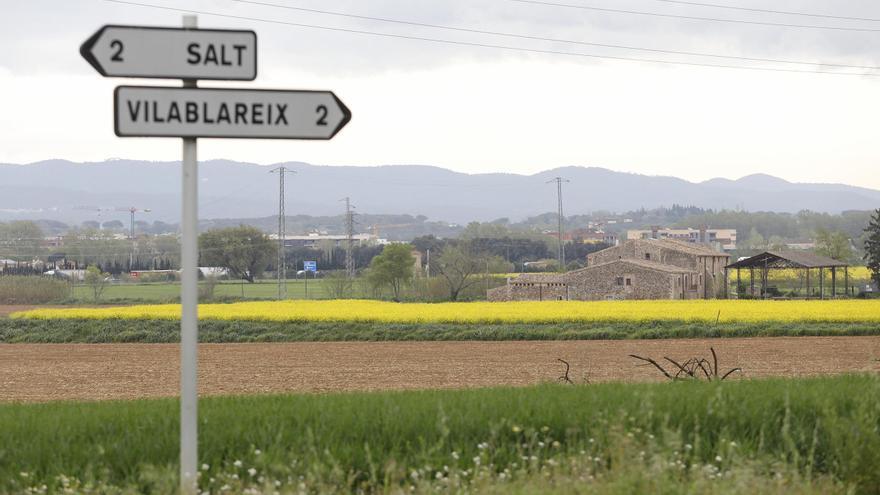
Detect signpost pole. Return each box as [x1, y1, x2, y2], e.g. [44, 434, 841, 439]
[179, 14, 199, 495]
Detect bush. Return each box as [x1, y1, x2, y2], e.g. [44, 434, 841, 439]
[199, 275, 219, 301]
[0, 276, 69, 304]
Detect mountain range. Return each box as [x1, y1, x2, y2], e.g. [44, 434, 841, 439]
[1, 159, 878, 225]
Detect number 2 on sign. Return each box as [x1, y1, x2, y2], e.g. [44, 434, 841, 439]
[316, 105, 328, 126]
[110, 40, 124, 62]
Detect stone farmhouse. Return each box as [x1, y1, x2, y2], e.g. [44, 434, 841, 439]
[488, 239, 729, 301]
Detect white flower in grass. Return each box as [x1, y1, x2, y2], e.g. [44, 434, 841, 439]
[248, 468, 257, 477]
[201, 464, 210, 471]
[233, 460, 243, 468]
[715, 455, 723, 462]
[254, 449, 262, 455]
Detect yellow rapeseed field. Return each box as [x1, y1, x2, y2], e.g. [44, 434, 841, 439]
[730, 266, 871, 283]
[11, 299, 880, 323]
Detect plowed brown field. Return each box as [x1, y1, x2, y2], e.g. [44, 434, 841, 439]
[1, 337, 878, 403]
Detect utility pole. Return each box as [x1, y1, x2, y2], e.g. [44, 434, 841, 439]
[270, 167, 293, 299]
[341, 197, 356, 278]
[547, 177, 570, 271]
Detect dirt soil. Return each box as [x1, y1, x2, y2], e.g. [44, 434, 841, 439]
[0, 305, 39, 317]
[1, 337, 878, 403]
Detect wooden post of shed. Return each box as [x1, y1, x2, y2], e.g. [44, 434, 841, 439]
[845, 267, 849, 297]
[724, 267, 729, 299]
[806, 268, 811, 298]
[736, 268, 741, 299]
[750, 267, 755, 297]
[819, 267, 824, 300]
[762, 259, 768, 299]
[831, 267, 837, 298]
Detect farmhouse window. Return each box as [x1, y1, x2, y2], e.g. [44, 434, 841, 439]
[625, 277, 632, 286]
[645, 253, 651, 260]
[616, 277, 624, 286]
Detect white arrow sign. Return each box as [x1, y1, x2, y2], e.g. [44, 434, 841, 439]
[114, 86, 351, 139]
[81, 25, 257, 80]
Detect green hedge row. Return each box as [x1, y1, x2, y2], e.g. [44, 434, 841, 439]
[1, 318, 878, 343]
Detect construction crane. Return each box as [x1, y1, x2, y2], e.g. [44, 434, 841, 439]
[115, 207, 152, 269]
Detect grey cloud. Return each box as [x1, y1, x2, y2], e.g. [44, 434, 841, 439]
[3, 0, 880, 76]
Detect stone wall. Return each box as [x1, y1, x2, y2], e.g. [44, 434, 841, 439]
[586, 240, 728, 299]
[567, 260, 678, 300]
[487, 273, 570, 301]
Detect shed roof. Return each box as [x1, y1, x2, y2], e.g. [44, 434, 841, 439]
[726, 251, 848, 269]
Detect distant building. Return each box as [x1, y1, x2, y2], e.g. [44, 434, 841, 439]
[568, 228, 619, 246]
[488, 239, 729, 301]
[545, 229, 619, 246]
[784, 242, 815, 251]
[627, 227, 737, 251]
[271, 232, 379, 249]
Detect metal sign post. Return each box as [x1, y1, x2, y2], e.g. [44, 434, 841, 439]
[303, 260, 317, 299]
[179, 16, 199, 493]
[81, 17, 350, 495]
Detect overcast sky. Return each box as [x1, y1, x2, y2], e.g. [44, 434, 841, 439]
[3, 0, 880, 188]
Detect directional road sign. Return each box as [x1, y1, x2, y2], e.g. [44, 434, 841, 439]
[114, 86, 351, 139]
[304, 261, 317, 272]
[81, 25, 257, 80]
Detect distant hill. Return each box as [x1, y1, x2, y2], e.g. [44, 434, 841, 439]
[1, 159, 878, 225]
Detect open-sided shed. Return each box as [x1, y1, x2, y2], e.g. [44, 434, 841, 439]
[725, 251, 850, 299]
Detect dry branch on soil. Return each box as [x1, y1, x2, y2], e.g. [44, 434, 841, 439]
[630, 347, 741, 381]
[557, 358, 574, 384]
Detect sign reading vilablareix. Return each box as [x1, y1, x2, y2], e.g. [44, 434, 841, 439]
[81, 25, 257, 80]
[115, 86, 351, 139]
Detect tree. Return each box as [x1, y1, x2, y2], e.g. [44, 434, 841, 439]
[199, 226, 275, 283]
[815, 229, 853, 262]
[323, 271, 354, 299]
[864, 209, 880, 287]
[101, 220, 125, 230]
[745, 227, 765, 251]
[367, 243, 414, 301]
[83, 265, 109, 302]
[431, 242, 508, 301]
[0, 221, 44, 262]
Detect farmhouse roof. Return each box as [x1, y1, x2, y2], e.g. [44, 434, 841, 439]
[646, 239, 729, 257]
[726, 251, 848, 270]
[569, 258, 693, 276]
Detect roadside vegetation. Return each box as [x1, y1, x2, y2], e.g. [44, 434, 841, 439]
[0, 276, 69, 304]
[1, 375, 877, 494]
[2, 318, 879, 344]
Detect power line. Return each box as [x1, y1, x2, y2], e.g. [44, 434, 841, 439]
[229, 0, 880, 71]
[645, 0, 880, 23]
[505, 0, 880, 32]
[103, 0, 878, 76]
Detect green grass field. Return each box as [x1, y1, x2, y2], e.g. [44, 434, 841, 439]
[2, 318, 879, 343]
[1, 376, 878, 494]
[69, 279, 343, 303]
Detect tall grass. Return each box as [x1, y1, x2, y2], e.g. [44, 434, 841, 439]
[0, 376, 878, 493]
[0, 275, 69, 304]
